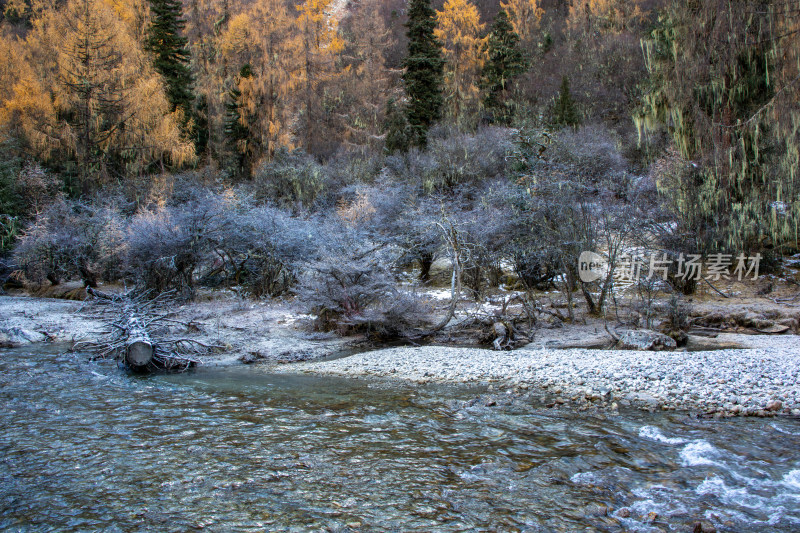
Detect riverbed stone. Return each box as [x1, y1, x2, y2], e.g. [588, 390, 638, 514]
[766, 400, 783, 412]
[0, 327, 47, 347]
[616, 330, 677, 351]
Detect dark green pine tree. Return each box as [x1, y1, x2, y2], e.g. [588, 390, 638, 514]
[402, 0, 444, 148]
[480, 9, 528, 125]
[552, 76, 580, 128]
[224, 65, 254, 178]
[145, 0, 194, 122]
[383, 98, 410, 154]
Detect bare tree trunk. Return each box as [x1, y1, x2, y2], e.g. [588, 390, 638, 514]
[87, 287, 153, 369]
[423, 216, 463, 335]
[419, 251, 433, 283]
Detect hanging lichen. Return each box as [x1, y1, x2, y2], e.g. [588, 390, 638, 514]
[635, 0, 800, 254]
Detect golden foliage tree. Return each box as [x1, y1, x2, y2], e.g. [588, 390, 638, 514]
[218, 0, 298, 171]
[0, 33, 53, 154]
[499, 0, 543, 49]
[337, 0, 395, 149]
[567, 0, 645, 36]
[435, 0, 486, 128]
[184, 0, 229, 163]
[0, 0, 193, 190]
[295, 0, 345, 155]
[100, 0, 151, 42]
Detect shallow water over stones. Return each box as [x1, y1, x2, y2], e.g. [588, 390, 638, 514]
[1, 344, 800, 532]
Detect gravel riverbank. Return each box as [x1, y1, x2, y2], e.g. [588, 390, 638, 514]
[4, 294, 799, 417]
[280, 335, 800, 417]
[0, 294, 352, 364]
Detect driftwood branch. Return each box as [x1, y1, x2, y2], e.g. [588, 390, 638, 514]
[704, 278, 731, 299]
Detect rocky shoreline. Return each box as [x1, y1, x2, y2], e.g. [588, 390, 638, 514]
[278, 336, 800, 418]
[3, 293, 800, 418]
[0, 294, 354, 365]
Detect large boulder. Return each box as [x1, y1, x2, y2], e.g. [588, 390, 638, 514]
[616, 329, 677, 351]
[0, 327, 48, 347]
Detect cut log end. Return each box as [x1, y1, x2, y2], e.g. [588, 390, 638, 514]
[126, 340, 154, 367]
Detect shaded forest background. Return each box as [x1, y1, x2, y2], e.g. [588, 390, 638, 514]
[0, 0, 798, 334]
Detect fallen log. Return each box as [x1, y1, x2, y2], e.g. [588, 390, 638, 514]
[77, 288, 219, 372]
[124, 311, 154, 368]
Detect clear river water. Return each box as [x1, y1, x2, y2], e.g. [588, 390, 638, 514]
[1, 344, 800, 532]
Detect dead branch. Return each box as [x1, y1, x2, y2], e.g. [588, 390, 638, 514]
[704, 278, 730, 298]
[76, 289, 218, 372]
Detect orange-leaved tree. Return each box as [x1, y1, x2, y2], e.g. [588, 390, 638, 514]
[218, 0, 298, 175]
[0, 0, 194, 192]
[294, 0, 345, 155]
[435, 0, 486, 128]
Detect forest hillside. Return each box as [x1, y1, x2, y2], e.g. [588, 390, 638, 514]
[1, 0, 798, 340]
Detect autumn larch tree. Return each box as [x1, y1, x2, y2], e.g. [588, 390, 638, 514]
[338, 0, 394, 149]
[0, 0, 194, 191]
[403, 0, 444, 147]
[435, 0, 485, 129]
[218, 0, 297, 174]
[295, 0, 344, 156]
[481, 8, 527, 125]
[567, 0, 645, 36]
[500, 0, 543, 50]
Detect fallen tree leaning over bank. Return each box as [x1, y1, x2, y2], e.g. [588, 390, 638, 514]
[74, 288, 220, 372]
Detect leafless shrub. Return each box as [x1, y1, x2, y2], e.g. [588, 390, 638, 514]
[548, 124, 628, 181]
[453, 186, 514, 300]
[344, 290, 435, 339]
[384, 126, 514, 193]
[125, 190, 228, 296]
[294, 219, 433, 337]
[14, 162, 62, 214]
[13, 200, 121, 286]
[251, 148, 325, 211]
[368, 183, 443, 281]
[213, 205, 321, 297]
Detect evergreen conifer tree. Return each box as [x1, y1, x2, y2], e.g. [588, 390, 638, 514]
[481, 9, 527, 125]
[402, 0, 444, 147]
[384, 98, 410, 153]
[553, 75, 579, 127]
[146, 0, 194, 121]
[224, 64, 255, 178]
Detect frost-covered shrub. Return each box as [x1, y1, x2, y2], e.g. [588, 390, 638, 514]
[295, 220, 433, 336]
[125, 190, 228, 295]
[297, 252, 396, 332]
[368, 184, 443, 280]
[344, 289, 435, 339]
[252, 148, 325, 210]
[383, 127, 513, 193]
[1, 160, 62, 220]
[215, 206, 322, 297]
[454, 186, 516, 298]
[13, 162, 63, 215]
[423, 126, 512, 192]
[14, 200, 122, 286]
[547, 124, 628, 181]
[313, 151, 385, 209]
